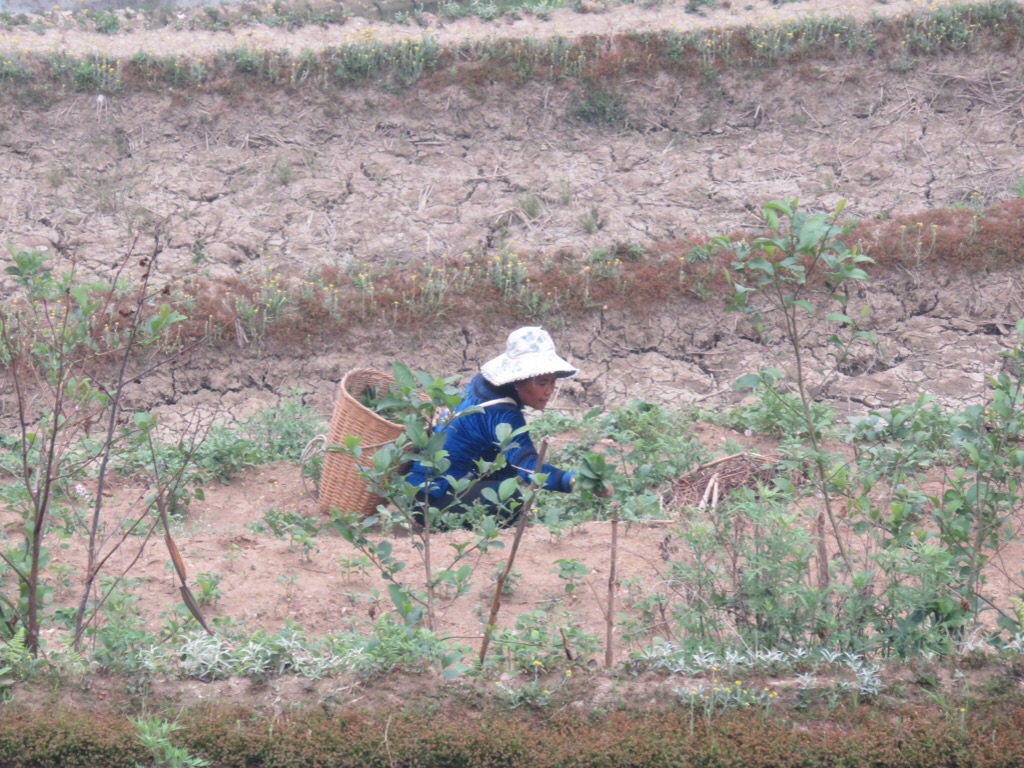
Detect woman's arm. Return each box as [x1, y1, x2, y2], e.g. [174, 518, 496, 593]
[494, 412, 574, 493]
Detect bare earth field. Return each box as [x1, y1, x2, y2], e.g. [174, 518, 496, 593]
[2, 0, 1024, 716]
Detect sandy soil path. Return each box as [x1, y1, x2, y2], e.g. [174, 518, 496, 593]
[2, 0, 932, 57]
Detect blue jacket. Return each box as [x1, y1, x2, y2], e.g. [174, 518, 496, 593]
[406, 374, 575, 498]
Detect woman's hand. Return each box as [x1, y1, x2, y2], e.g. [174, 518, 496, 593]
[594, 482, 614, 499]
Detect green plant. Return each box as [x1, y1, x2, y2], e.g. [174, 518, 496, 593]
[896, 221, 939, 266]
[488, 610, 601, 673]
[132, 715, 209, 768]
[121, 399, 322, 500]
[0, 53, 30, 83]
[0, 245, 203, 654]
[339, 555, 373, 580]
[67, 55, 122, 92]
[276, 573, 301, 604]
[189, 424, 263, 484]
[187, 238, 205, 264]
[554, 558, 589, 598]
[580, 206, 603, 234]
[685, 0, 715, 13]
[228, 45, 262, 74]
[273, 160, 293, 185]
[570, 83, 627, 125]
[0, 627, 28, 701]
[490, 565, 521, 596]
[88, 577, 157, 674]
[233, 623, 349, 680]
[575, 452, 615, 496]
[844, 393, 959, 476]
[533, 401, 704, 522]
[677, 678, 778, 716]
[439, 0, 501, 21]
[352, 614, 470, 679]
[496, 667, 574, 709]
[619, 582, 672, 643]
[243, 393, 325, 461]
[825, 327, 1024, 656]
[727, 372, 835, 439]
[487, 247, 528, 299]
[653, 480, 829, 649]
[517, 192, 542, 220]
[935, 324, 1024, 634]
[92, 10, 121, 34]
[193, 573, 222, 606]
[261, 509, 321, 561]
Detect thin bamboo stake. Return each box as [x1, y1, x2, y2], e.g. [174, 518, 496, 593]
[478, 440, 548, 667]
[605, 501, 619, 669]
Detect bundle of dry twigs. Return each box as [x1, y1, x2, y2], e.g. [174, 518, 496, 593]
[667, 451, 781, 510]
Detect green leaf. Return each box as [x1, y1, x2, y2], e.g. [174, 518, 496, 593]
[734, 373, 762, 392]
[498, 476, 519, 500]
[797, 214, 830, 251]
[391, 360, 416, 390]
[583, 453, 608, 475]
[134, 412, 157, 431]
[825, 312, 853, 325]
[441, 664, 467, 680]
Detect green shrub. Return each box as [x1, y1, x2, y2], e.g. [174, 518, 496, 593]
[569, 83, 627, 125]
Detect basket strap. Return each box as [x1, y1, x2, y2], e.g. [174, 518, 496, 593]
[308, 397, 520, 454]
[301, 434, 326, 464]
[433, 396, 516, 429]
[478, 397, 517, 409]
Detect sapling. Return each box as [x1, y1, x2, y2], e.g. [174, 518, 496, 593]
[339, 555, 372, 580]
[573, 450, 620, 667]
[478, 441, 548, 666]
[194, 572, 223, 606]
[714, 199, 874, 583]
[0, 241, 212, 654]
[554, 559, 589, 598]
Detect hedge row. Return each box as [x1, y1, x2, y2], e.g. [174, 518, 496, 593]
[5, 701, 1024, 767]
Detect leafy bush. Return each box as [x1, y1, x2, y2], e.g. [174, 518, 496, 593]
[728, 373, 836, 439]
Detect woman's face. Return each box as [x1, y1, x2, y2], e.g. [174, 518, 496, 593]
[514, 375, 558, 410]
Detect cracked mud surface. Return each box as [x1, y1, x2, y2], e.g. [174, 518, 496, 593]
[3, 1, 1024, 422]
[1, 0, 1023, 498]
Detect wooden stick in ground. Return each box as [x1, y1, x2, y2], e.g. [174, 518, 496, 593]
[605, 501, 619, 669]
[478, 439, 548, 667]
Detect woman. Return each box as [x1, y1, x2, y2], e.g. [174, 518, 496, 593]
[406, 326, 611, 529]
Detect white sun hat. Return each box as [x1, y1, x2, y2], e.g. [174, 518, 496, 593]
[480, 326, 579, 386]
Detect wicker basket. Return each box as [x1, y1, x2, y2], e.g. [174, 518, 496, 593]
[318, 368, 405, 517]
